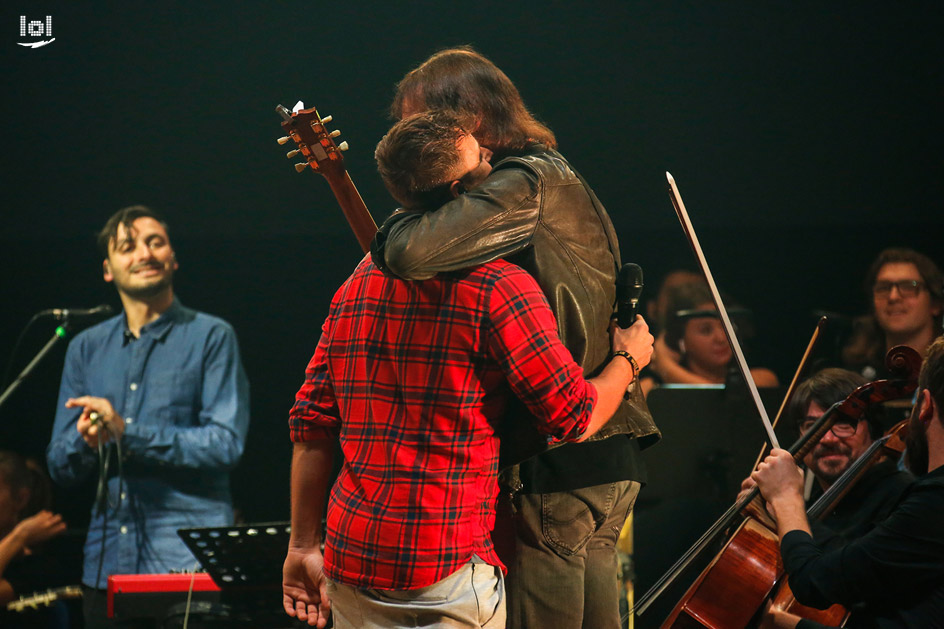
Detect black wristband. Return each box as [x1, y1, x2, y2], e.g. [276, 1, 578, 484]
[612, 350, 639, 379]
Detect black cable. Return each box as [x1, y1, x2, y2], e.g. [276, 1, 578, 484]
[91, 418, 126, 591]
[93, 444, 109, 591]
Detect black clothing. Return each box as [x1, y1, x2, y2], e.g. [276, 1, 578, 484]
[374, 144, 659, 491]
[784, 466, 944, 628]
[808, 459, 914, 551]
[519, 434, 645, 494]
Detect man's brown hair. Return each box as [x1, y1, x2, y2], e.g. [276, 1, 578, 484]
[919, 335, 944, 413]
[866, 247, 944, 308]
[392, 46, 556, 155]
[375, 111, 470, 210]
[96, 205, 169, 258]
[788, 368, 885, 439]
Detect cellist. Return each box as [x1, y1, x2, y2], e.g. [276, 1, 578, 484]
[738, 368, 913, 627]
[753, 336, 944, 628]
[737, 368, 913, 549]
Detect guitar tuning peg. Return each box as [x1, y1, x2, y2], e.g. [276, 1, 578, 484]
[321, 115, 333, 123]
[286, 149, 300, 158]
[329, 130, 341, 138]
[294, 163, 309, 173]
[277, 136, 291, 145]
[338, 141, 349, 151]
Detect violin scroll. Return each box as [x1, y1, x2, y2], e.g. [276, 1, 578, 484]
[834, 345, 921, 424]
[886, 345, 922, 381]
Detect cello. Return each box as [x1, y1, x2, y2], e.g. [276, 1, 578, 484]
[651, 345, 920, 628]
[763, 415, 910, 626]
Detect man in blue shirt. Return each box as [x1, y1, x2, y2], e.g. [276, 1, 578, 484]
[46, 205, 250, 627]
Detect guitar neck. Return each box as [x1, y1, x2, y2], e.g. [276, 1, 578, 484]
[325, 171, 377, 255]
[275, 103, 378, 254]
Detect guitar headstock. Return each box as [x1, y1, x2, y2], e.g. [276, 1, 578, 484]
[276, 102, 349, 178]
[6, 585, 83, 612]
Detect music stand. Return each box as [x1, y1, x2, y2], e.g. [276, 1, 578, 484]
[178, 522, 290, 589]
[632, 384, 789, 628]
[175, 522, 294, 627]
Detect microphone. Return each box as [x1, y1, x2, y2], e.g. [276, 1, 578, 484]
[616, 263, 644, 328]
[38, 304, 114, 320]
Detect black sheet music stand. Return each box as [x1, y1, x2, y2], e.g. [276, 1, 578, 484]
[175, 522, 296, 628]
[178, 521, 291, 589]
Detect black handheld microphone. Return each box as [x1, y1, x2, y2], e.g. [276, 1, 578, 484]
[616, 263, 644, 328]
[38, 304, 114, 320]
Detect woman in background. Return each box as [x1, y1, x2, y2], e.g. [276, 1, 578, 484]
[643, 281, 778, 395]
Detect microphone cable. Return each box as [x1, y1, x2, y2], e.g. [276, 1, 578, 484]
[90, 412, 126, 592]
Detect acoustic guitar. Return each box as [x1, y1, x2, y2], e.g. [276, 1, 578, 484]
[276, 102, 377, 253]
[6, 584, 82, 613]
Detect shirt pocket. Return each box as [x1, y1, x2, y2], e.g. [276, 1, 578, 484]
[148, 368, 201, 425]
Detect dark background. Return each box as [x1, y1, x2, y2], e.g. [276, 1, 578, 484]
[1, 0, 941, 599]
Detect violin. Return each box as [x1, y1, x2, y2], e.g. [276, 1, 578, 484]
[652, 345, 920, 628]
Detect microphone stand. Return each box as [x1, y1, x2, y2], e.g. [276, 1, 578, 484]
[0, 321, 70, 411]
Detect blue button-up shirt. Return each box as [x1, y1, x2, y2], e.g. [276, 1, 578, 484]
[47, 300, 249, 588]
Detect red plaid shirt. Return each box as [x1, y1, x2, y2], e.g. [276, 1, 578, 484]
[289, 256, 597, 589]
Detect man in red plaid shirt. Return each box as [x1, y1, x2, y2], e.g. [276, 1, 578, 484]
[282, 112, 654, 628]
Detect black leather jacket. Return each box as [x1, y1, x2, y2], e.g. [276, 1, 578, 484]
[372, 145, 660, 461]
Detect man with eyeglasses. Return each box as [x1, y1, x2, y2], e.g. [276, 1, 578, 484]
[843, 248, 943, 380]
[753, 337, 944, 628]
[741, 368, 913, 628]
[791, 369, 913, 549]
[741, 368, 912, 550]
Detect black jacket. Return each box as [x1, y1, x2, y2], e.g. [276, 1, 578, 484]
[372, 145, 660, 466]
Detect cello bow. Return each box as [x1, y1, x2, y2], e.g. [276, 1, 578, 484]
[751, 316, 827, 473]
[666, 172, 779, 448]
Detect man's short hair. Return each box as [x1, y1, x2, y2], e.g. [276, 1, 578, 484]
[788, 367, 885, 439]
[375, 111, 471, 210]
[97, 205, 169, 258]
[866, 247, 944, 306]
[919, 335, 944, 414]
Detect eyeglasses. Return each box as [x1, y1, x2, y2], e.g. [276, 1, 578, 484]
[798, 419, 860, 438]
[873, 279, 925, 298]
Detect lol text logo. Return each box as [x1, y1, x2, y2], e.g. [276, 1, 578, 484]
[18, 16, 55, 48]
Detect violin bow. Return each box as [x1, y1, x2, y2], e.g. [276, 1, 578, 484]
[666, 172, 779, 448]
[750, 316, 826, 472]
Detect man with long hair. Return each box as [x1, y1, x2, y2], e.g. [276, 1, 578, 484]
[284, 111, 654, 628]
[371, 47, 659, 629]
